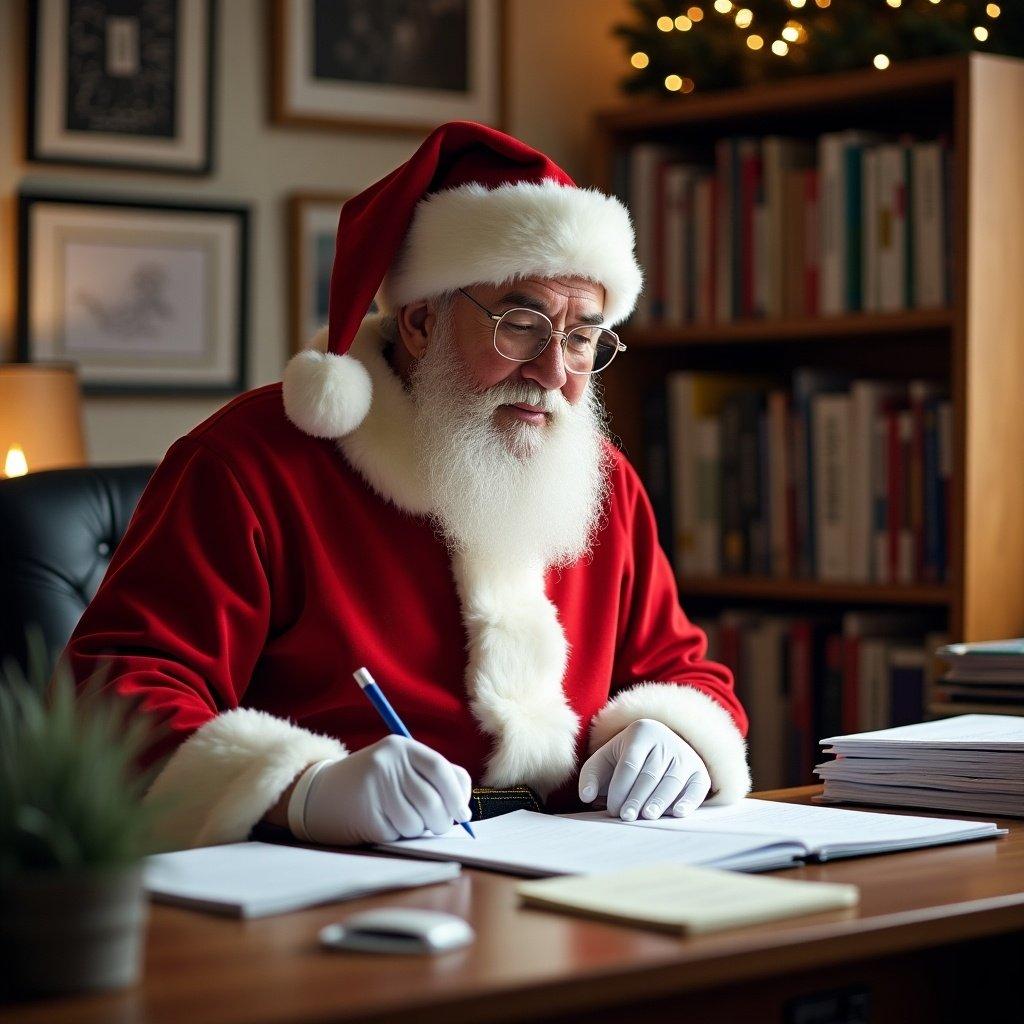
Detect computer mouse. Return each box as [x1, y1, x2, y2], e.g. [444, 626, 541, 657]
[319, 908, 475, 955]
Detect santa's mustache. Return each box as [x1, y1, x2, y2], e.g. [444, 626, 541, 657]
[480, 380, 569, 416]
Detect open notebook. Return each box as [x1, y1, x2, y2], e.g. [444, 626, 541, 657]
[378, 800, 1003, 877]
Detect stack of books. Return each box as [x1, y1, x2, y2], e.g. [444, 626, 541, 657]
[932, 638, 1024, 717]
[644, 370, 952, 584]
[815, 714, 1024, 817]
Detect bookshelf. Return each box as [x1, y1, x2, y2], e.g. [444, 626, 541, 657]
[592, 52, 1024, 646]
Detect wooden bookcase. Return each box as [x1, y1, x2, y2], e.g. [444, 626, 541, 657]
[591, 52, 1024, 648]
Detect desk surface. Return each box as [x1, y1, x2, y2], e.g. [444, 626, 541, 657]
[6, 788, 1024, 1024]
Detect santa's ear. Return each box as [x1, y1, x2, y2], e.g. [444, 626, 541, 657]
[396, 300, 433, 360]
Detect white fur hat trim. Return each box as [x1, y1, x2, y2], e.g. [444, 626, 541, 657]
[377, 180, 644, 328]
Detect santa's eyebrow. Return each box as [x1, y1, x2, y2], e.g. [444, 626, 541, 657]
[495, 291, 606, 327]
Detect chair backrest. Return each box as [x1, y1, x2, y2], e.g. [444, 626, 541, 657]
[0, 464, 155, 678]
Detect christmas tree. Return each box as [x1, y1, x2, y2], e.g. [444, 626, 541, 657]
[616, 1, 1024, 97]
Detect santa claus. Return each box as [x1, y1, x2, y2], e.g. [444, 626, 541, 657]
[65, 121, 750, 850]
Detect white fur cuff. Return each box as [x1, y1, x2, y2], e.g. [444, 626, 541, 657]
[144, 708, 348, 850]
[589, 683, 751, 804]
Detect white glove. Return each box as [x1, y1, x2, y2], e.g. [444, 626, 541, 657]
[578, 718, 712, 821]
[290, 736, 473, 846]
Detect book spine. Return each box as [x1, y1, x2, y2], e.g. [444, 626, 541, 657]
[844, 143, 864, 311]
[715, 139, 732, 322]
[720, 395, 745, 574]
[642, 380, 674, 559]
[937, 400, 953, 582]
[841, 633, 861, 734]
[871, 407, 890, 583]
[886, 406, 902, 585]
[818, 134, 843, 315]
[818, 633, 845, 743]
[788, 620, 814, 783]
[813, 393, 852, 581]
[768, 390, 790, 578]
[804, 168, 820, 316]
[898, 410, 915, 584]
[652, 159, 669, 322]
[696, 417, 722, 576]
[889, 651, 926, 726]
[862, 147, 878, 313]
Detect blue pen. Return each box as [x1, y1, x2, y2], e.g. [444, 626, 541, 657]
[353, 667, 476, 838]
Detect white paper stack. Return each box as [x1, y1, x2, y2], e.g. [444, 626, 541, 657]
[932, 638, 1024, 716]
[816, 714, 1024, 817]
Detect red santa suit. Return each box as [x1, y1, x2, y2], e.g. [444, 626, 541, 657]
[64, 122, 750, 849]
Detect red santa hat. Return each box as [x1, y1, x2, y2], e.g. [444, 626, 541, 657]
[283, 120, 643, 440]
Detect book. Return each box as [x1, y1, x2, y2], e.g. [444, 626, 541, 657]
[381, 802, 1004, 879]
[517, 863, 859, 936]
[144, 842, 461, 919]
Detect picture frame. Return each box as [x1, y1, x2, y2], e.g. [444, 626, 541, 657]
[270, 0, 506, 134]
[289, 192, 347, 354]
[26, 0, 216, 174]
[18, 194, 249, 396]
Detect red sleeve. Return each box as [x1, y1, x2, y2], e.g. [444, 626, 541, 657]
[591, 457, 751, 803]
[64, 437, 272, 766]
[611, 461, 748, 735]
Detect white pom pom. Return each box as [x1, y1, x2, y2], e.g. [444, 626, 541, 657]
[282, 351, 373, 439]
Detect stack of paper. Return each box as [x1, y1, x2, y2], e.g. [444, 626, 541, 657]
[518, 864, 859, 935]
[145, 842, 460, 918]
[816, 714, 1024, 816]
[932, 639, 1024, 716]
[379, 799, 1003, 878]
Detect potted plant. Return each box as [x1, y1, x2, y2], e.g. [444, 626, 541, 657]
[0, 637, 159, 999]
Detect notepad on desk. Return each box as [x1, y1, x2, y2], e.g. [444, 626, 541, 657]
[144, 842, 460, 918]
[517, 864, 859, 936]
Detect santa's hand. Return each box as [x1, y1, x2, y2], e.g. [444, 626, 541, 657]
[578, 718, 711, 821]
[290, 736, 473, 846]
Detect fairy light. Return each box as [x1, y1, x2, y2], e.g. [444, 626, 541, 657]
[657, 15, 674, 31]
[735, 8, 753, 28]
[772, 39, 789, 55]
[681, 77, 695, 94]
[814, 0, 830, 7]
[746, 33, 764, 50]
[714, 0, 733, 13]
[874, 53, 891, 70]
[675, 15, 693, 30]
[987, 3, 1001, 16]
[974, 25, 989, 41]
[665, 74, 683, 91]
[886, 0, 901, 7]
[631, 51, 650, 68]
[789, 0, 806, 8]
[688, 6, 704, 20]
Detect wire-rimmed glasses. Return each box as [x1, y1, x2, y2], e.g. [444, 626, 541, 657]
[457, 288, 627, 375]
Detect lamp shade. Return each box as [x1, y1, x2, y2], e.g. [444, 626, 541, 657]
[0, 364, 86, 478]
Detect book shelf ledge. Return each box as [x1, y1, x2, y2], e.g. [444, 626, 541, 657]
[624, 308, 953, 348]
[678, 576, 952, 606]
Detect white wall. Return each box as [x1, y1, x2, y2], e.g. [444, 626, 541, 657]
[0, 0, 629, 463]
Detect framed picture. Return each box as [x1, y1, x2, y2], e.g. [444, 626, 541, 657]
[271, 0, 506, 134]
[26, 0, 216, 174]
[289, 193, 380, 354]
[18, 194, 249, 395]
[289, 193, 345, 353]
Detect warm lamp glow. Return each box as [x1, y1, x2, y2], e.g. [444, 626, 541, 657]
[657, 15, 674, 31]
[0, 364, 86, 478]
[631, 51, 650, 68]
[974, 26, 989, 41]
[987, 3, 1001, 16]
[675, 15, 692, 30]
[688, 6, 704, 21]
[735, 8, 753, 29]
[5, 445, 28, 478]
[665, 74, 683, 91]
[772, 39, 789, 55]
[746, 33, 764, 50]
[874, 53, 891, 69]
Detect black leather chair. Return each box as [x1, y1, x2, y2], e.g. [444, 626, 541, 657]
[0, 465, 155, 678]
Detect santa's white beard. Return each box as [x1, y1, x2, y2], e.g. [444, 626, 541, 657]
[409, 308, 611, 570]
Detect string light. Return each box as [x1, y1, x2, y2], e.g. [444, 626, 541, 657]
[886, 0, 901, 7]
[675, 15, 693, 30]
[631, 51, 650, 68]
[657, 15, 673, 31]
[735, 8, 753, 29]
[772, 39, 789, 55]
[987, 3, 1001, 16]
[747, 33, 764, 50]
[687, 6, 704, 20]
[814, 0, 830, 7]
[681, 77, 696, 94]
[665, 74, 683, 91]
[974, 26, 989, 41]
[874, 53, 891, 70]
[714, 1, 733, 14]
[789, 0, 806, 8]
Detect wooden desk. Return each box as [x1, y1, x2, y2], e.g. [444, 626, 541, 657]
[5, 788, 1023, 1024]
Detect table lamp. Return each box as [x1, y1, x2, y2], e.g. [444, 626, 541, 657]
[0, 363, 86, 478]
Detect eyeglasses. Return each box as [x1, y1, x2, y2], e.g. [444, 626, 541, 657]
[457, 289, 626, 376]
